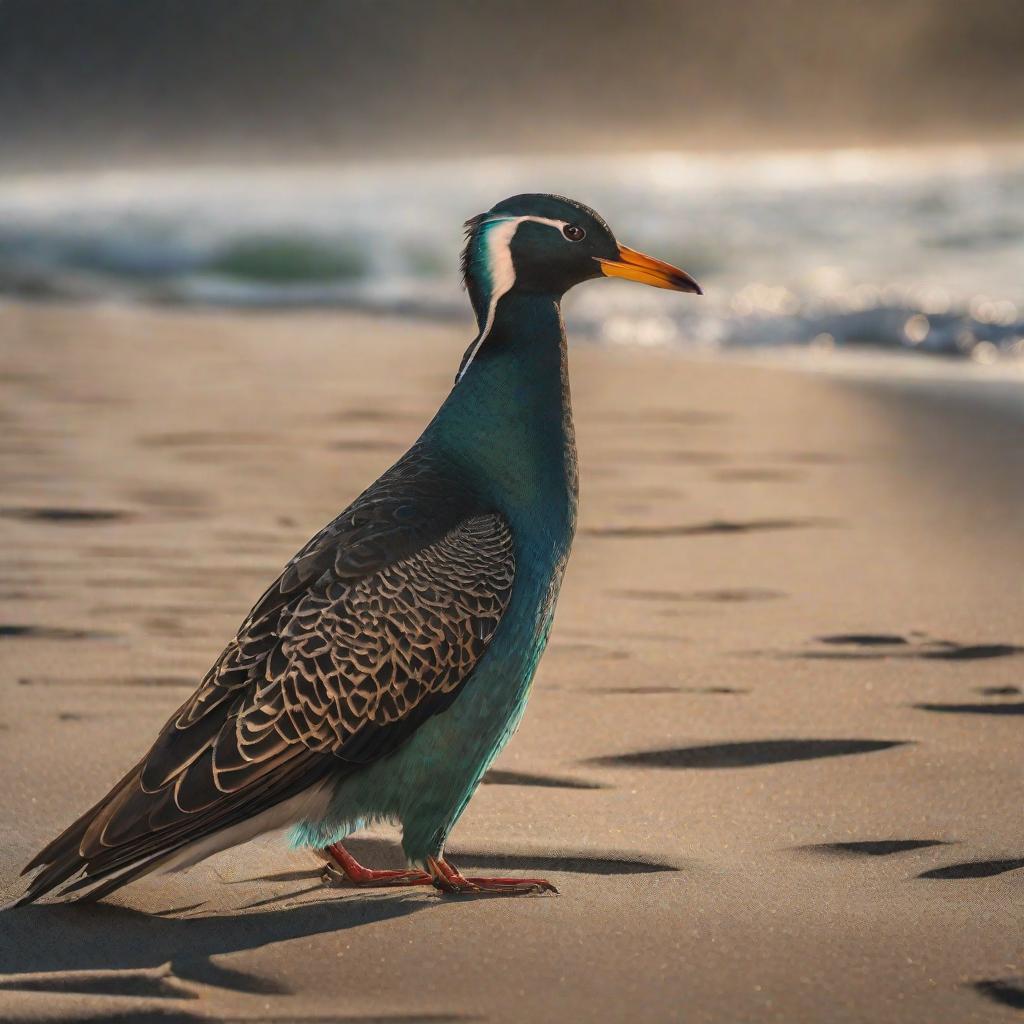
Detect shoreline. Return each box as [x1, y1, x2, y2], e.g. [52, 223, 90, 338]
[6, 292, 1024, 382]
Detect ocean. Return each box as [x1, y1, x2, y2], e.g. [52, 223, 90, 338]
[1, 146, 1022, 365]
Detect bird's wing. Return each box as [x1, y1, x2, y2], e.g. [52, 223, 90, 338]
[20, 449, 515, 902]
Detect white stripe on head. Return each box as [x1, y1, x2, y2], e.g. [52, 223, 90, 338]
[457, 215, 568, 382]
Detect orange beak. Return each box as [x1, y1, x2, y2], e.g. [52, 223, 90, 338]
[597, 244, 702, 294]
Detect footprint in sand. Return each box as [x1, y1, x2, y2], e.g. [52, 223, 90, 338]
[19, 675, 193, 689]
[917, 858, 1024, 880]
[333, 836, 682, 881]
[713, 468, 804, 483]
[587, 738, 907, 770]
[972, 977, 1024, 1011]
[915, 701, 1024, 716]
[0, 624, 112, 641]
[793, 633, 1024, 662]
[447, 850, 680, 877]
[0, 507, 131, 523]
[482, 769, 607, 790]
[614, 587, 785, 603]
[797, 839, 949, 857]
[585, 517, 837, 539]
[583, 685, 747, 696]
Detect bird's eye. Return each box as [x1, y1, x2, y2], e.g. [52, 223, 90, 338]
[562, 224, 585, 242]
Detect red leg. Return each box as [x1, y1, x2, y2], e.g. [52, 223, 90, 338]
[320, 843, 433, 888]
[427, 856, 558, 896]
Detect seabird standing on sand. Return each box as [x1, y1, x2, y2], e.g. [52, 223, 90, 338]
[18, 194, 700, 900]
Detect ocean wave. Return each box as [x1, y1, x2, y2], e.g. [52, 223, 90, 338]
[0, 148, 1022, 364]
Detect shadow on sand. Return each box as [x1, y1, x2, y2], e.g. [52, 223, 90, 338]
[796, 839, 949, 857]
[587, 738, 907, 770]
[791, 634, 1024, 662]
[973, 977, 1024, 1011]
[0, 893, 429, 998]
[1, 836, 679, 1004]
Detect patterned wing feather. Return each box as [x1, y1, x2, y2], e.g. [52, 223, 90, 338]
[19, 503, 515, 902]
[207, 512, 514, 772]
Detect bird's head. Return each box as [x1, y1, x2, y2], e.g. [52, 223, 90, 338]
[460, 193, 701, 324]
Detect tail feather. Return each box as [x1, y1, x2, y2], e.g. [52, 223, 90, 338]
[15, 765, 148, 906]
[20, 759, 145, 877]
[13, 843, 172, 910]
[17, 755, 334, 907]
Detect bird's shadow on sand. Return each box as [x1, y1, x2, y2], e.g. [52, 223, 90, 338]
[0, 838, 673, 1000]
[0, 891, 430, 997]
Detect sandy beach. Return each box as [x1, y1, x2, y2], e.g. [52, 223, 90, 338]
[1, 302, 1022, 1022]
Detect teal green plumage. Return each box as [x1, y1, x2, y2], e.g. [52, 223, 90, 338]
[294, 291, 577, 863]
[18, 193, 699, 903]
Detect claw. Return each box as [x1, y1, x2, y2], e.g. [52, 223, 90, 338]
[426, 856, 557, 896]
[465, 876, 558, 894]
[317, 846, 557, 896]
[320, 843, 432, 888]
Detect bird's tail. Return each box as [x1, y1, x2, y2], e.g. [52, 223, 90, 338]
[16, 755, 332, 907]
[15, 760, 150, 907]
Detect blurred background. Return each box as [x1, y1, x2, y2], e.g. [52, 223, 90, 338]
[2, 0, 1024, 361]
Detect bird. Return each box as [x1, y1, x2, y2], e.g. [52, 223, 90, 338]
[17, 193, 700, 902]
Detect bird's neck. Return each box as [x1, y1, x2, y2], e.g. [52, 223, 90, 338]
[431, 291, 578, 545]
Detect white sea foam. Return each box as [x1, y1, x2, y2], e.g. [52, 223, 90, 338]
[1, 146, 1022, 365]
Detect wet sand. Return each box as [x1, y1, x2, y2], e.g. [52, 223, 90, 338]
[0, 303, 1022, 1022]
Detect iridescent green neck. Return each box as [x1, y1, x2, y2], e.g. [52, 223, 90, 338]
[430, 292, 578, 547]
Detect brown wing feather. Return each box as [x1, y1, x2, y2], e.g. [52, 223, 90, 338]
[19, 510, 514, 903]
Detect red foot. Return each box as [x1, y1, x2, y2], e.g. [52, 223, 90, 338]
[427, 856, 558, 896]
[321, 843, 432, 888]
